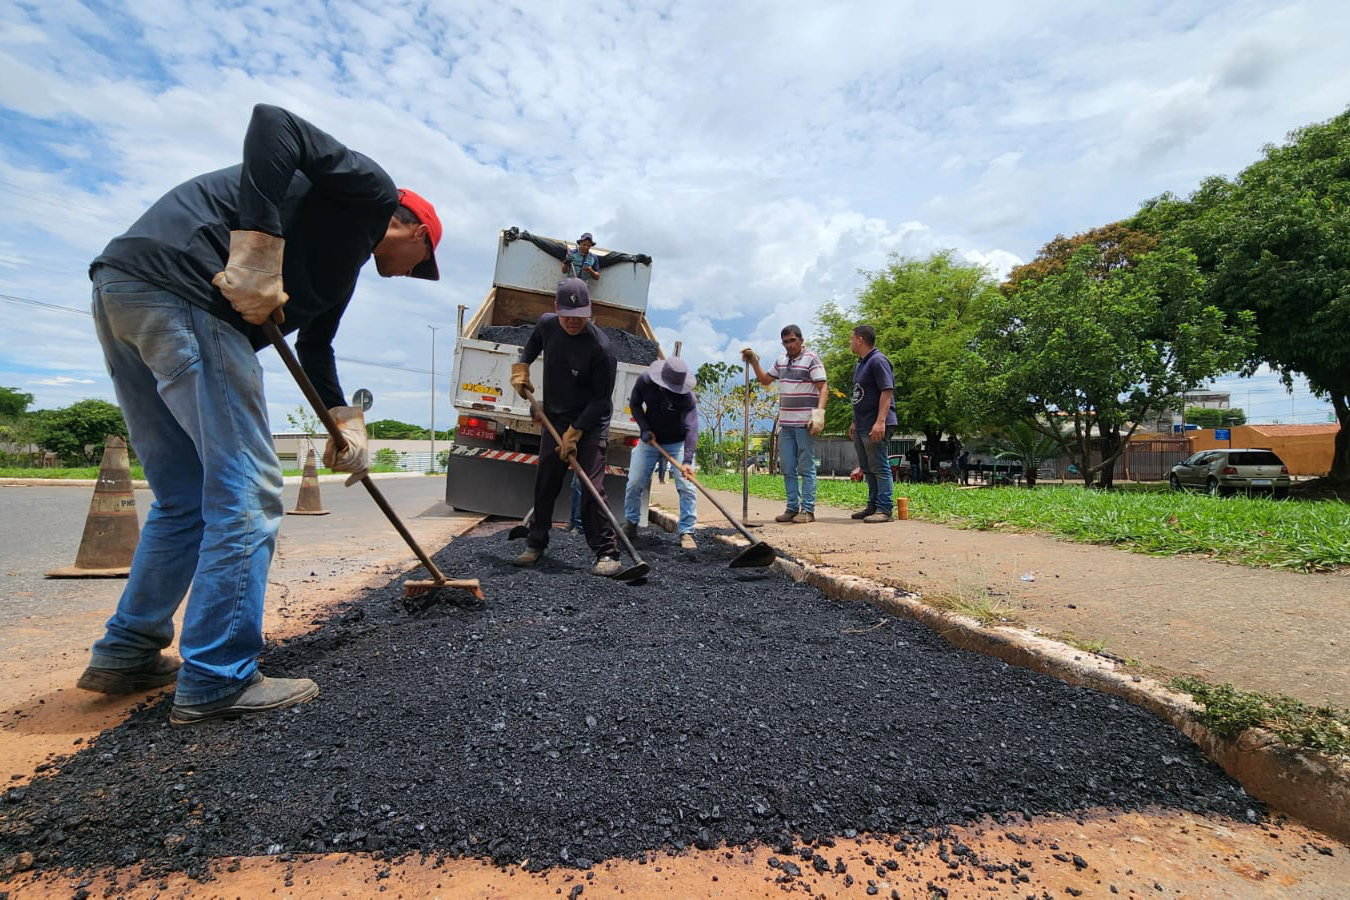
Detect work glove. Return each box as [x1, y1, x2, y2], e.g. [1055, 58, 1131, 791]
[808, 408, 825, 436]
[322, 405, 369, 485]
[510, 362, 534, 399]
[211, 230, 288, 325]
[740, 347, 758, 365]
[556, 425, 582, 462]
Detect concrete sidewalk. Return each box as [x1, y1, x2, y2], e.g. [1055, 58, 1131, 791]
[649, 479, 1349, 710]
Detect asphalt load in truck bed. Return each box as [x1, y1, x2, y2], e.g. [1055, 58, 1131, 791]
[0, 525, 1256, 883]
[477, 324, 661, 365]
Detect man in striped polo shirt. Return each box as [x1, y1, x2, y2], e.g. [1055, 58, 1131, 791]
[742, 325, 828, 523]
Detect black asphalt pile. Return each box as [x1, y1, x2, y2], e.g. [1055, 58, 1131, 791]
[477, 324, 660, 365]
[0, 526, 1256, 884]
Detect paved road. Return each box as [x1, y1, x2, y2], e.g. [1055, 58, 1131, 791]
[0, 476, 480, 683]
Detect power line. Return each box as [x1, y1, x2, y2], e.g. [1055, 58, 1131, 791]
[0, 291, 450, 376]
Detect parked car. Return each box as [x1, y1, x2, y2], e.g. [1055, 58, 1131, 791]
[1168, 448, 1291, 498]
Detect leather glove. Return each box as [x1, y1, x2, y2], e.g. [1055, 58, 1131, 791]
[322, 406, 368, 485]
[808, 408, 825, 436]
[740, 347, 758, 365]
[211, 230, 288, 325]
[510, 362, 534, 399]
[556, 425, 582, 462]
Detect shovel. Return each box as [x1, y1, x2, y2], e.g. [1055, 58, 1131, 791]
[508, 507, 532, 540]
[521, 388, 650, 582]
[262, 317, 483, 609]
[647, 438, 776, 569]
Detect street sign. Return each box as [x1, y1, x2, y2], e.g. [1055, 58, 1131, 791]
[1214, 428, 1231, 441]
[352, 388, 373, 411]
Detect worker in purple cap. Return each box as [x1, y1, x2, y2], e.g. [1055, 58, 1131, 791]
[562, 232, 601, 283]
[77, 103, 443, 726]
[509, 277, 622, 576]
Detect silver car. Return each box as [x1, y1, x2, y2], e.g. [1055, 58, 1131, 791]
[1168, 448, 1291, 498]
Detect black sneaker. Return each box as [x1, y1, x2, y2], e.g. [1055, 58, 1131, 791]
[76, 653, 181, 694]
[850, 507, 877, 520]
[169, 672, 319, 726]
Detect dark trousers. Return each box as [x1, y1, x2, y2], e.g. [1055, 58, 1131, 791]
[528, 428, 617, 558]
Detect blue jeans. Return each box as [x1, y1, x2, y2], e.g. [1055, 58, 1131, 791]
[89, 267, 283, 705]
[625, 439, 697, 534]
[778, 425, 816, 513]
[854, 425, 895, 513]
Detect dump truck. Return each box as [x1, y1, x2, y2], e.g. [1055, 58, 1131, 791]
[446, 228, 661, 520]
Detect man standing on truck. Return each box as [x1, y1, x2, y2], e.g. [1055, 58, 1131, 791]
[76, 103, 442, 726]
[562, 232, 600, 283]
[510, 277, 622, 576]
[622, 356, 699, 551]
[742, 325, 828, 523]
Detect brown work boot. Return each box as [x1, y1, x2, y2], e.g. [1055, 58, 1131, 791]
[514, 546, 544, 566]
[591, 555, 622, 577]
[76, 653, 181, 695]
[168, 673, 319, 726]
[792, 511, 815, 524]
[863, 510, 894, 523]
[679, 533, 697, 551]
[774, 508, 799, 523]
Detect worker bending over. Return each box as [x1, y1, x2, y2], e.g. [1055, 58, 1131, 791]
[622, 357, 699, 550]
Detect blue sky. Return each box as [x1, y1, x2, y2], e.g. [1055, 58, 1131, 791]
[1, 0, 1347, 429]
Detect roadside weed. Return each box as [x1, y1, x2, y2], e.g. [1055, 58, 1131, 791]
[1171, 676, 1350, 756]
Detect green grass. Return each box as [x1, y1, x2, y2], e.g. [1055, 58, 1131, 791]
[1171, 676, 1350, 756]
[701, 474, 1350, 572]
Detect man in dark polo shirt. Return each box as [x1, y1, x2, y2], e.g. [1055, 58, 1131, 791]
[849, 324, 898, 522]
[510, 278, 622, 575]
[77, 104, 443, 726]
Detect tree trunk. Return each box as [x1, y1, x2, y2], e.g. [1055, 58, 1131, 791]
[1099, 428, 1120, 490]
[1331, 393, 1350, 482]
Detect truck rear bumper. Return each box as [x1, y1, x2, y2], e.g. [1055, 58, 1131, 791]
[444, 446, 634, 521]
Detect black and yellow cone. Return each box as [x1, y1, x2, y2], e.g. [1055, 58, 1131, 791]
[288, 448, 329, 516]
[46, 435, 140, 578]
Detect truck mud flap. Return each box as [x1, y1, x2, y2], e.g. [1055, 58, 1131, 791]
[445, 447, 630, 521]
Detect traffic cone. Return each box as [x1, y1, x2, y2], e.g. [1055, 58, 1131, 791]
[46, 435, 140, 578]
[287, 448, 329, 516]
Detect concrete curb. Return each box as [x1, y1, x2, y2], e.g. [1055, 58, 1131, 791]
[648, 505, 1350, 842]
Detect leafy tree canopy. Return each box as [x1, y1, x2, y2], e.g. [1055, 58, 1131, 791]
[35, 399, 128, 465]
[818, 250, 999, 445]
[1131, 108, 1350, 479]
[0, 386, 34, 419]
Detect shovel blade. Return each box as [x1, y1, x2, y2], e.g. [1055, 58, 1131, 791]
[730, 541, 776, 569]
[614, 561, 650, 582]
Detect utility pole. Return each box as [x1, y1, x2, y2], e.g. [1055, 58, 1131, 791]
[428, 324, 441, 474]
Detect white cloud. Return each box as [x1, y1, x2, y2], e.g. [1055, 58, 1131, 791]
[1, 0, 1346, 428]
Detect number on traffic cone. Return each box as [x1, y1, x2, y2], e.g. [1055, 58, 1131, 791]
[288, 448, 329, 516]
[46, 435, 140, 578]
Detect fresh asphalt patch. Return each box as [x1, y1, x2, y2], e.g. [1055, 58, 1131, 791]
[0, 524, 1257, 883]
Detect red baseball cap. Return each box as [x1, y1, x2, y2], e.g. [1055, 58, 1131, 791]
[397, 188, 442, 281]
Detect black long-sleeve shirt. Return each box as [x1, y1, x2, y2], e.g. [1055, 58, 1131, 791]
[91, 104, 398, 408]
[629, 374, 698, 465]
[520, 314, 616, 434]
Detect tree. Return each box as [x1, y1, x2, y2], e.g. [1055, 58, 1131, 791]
[1185, 406, 1247, 428]
[693, 361, 776, 472]
[1002, 223, 1158, 295]
[367, 419, 429, 439]
[1132, 109, 1350, 480]
[817, 250, 998, 451]
[35, 399, 129, 465]
[974, 244, 1254, 487]
[986, 421, 1063, 488]
[0, 386, 33, 419]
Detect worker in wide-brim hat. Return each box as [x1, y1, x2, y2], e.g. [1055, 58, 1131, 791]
[622, 356, 700, 551]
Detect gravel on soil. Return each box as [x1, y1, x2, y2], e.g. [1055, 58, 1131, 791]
[477, 324, 661, 365]
[0, 525, 1257, 884]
